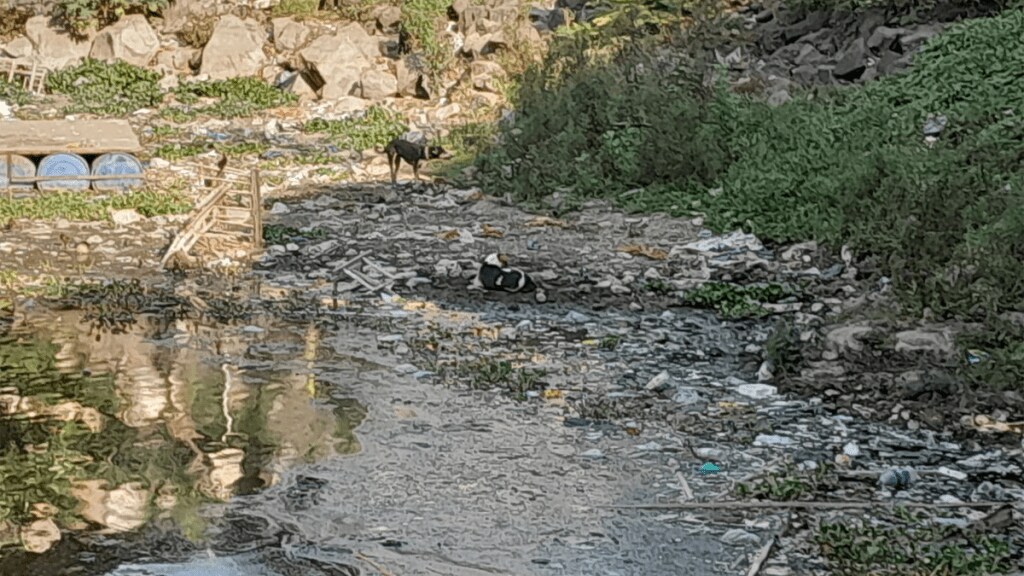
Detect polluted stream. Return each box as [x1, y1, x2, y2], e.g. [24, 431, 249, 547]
[0, 293, 757, 576]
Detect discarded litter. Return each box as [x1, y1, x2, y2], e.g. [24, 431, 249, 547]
[699, 462, 721, 475]
[878, 467, 918, 490]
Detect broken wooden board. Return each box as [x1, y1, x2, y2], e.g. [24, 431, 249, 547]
[0, 119, 143, 155]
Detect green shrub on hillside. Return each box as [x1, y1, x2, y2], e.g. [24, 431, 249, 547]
[174, 77, 298, 118]
[47, 59, 162, 116]
[55, 0, 166, 34]
[475, 9, 1024, 324]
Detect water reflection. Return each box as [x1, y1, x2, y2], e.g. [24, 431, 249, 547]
[0, 310, 365, 554]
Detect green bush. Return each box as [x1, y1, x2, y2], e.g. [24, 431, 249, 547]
[55, 0, 166, 34]
[475, 8, 1024, 324]
[301, 106, 408, 150]
[46, 59, 162, 116]
[173, 77, 298, 119]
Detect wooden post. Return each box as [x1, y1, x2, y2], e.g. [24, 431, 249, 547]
[5, 152, 11, 201]
[251, 168, 263, 253]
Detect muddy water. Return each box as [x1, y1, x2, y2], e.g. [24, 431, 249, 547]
[0, 305, 742, 576]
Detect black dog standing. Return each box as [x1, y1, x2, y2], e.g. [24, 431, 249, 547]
[384, 138, 449, 184]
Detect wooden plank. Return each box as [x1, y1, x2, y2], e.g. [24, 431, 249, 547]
[252, 168, 263, 252]
[0, 119, 143, 155]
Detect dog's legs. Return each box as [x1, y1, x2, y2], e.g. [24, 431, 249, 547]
[413, 161, 421, 181]
[390, 156, 400, 185]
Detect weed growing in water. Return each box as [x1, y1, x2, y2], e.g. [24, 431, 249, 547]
[458, 358, 547, 400]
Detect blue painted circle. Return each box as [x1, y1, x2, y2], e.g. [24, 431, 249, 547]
[37, 153, 90, 191]
[0, 154, 36, 190]
[91, 152, 144, 192]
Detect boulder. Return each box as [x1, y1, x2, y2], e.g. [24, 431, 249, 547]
[200, 15, 267, 80]
[155, 46, 198, 73]
[866, 26, 905, 53]
[161, 0, 223, 34]
[24, 16, 93, 70]
[272, 17, 310, 53]
[361, 68, 398, 99]
[299, 33, 370, 100]
[463, 30, 507, 58]
[833, 38, 867, 81]
[2, 36, 32, 59]
[90, 15, 161, 67]
[373, 5, 402, 33]
[337, 22, 380, 61]
[395, 55, 426, 98]
[470, 60, 505, 92]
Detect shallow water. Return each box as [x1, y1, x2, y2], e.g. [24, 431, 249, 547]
[0, 304, 748, 576]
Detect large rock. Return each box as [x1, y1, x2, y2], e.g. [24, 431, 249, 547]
[24, 16, 94, 70]
[89, 15, 160, 67]
[299, 33, 370, 100]
[833, 38, 867, 81]
[372, 5, 402, 33]
[200, 15, 268, 80]
[395, 55, 426, 98]
[360, 68, 397, 99]
[2, 36, 32, 59]
[161, 0, 223, 34]
[337, 22, 381, 61]
[154, 46, 198, 73]
[471, 60, 505, 92]
[272, 17, 310, 53]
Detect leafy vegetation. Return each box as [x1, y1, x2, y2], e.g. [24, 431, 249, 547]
[681, 282, 794, 318]
[398, 0, 455, 77]
[817, 518, 1014, 575]
[0, 79, 31, 107]
[474, 8, 1024, 332]
[55, 0, 166, 34]
[301, 106, 408, 150]
[173, 77, 298, 118]
[0, 190, 191, 227]
[271, 0, 319, 17]
[47, 59, 162, 116]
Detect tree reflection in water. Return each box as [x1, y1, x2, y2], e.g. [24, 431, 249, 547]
[0, 309, 365, 553]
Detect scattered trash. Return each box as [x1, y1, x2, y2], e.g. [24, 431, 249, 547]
[699, 462, 721, 475]
[922, 113, 948, 137]
[966, 348, 990, 365]
[617, 244, 668, 261]
[736, 383, 777, 399]
[878, 467, 918, 490]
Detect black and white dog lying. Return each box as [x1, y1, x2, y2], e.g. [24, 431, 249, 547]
[472, 253, 538, 294]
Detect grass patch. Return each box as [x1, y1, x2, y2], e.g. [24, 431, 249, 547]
[734, 464, 833, 501]
[301, 106, 408, 150]
[0, 78, 32, 106]
[262, 224, 329, 245]
[54, 0, 167, 34]
[0, 190, 191, 226]
[173, 77, 298, 118]
[474, 8, 1024, 331]
[681, 282, 793, 318]
[436, 121, 497, 179]
[270, 0, 319, 17]
[399, 0, 455, 77]
[817, 517, 1014, 575]
[46, 59, 162, 116]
